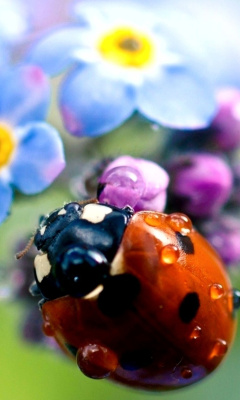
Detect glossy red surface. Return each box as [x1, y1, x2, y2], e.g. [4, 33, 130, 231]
[41, 211, 236, 390]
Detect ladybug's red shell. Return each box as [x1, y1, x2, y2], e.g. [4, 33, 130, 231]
[41, 211, 236, 390]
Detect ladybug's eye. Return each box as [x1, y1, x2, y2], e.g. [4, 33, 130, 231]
[53, 246, 110, 297]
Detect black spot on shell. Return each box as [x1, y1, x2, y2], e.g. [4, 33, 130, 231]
[179, 292, 200, 323]
[98, 274, 141, 317]
[176, 232, 194, 254]
[120, 349, 153, 371]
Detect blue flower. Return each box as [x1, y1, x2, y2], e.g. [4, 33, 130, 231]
[26, 0, 217, 137]
[0, 0, 29, 69]
[0, 65, 65, 224]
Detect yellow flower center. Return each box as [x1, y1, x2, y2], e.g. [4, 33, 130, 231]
[98, 27, 155, 68]
[0, 123, 15, 168]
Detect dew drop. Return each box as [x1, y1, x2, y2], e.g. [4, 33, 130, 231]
[210, 283, 224, 300]
[166, 213, 193, 235]
[144, 213, 162, 227]
[77, 343, 118, 379]
[43, 321, 54, 337]
[209, 339, 228, 359]
[181, 367, 193, 379]
[190, 325, 202, 340]
[98, 166, 145, 208]
[120, 349, 153, 370]
[160, 244, 179, 265]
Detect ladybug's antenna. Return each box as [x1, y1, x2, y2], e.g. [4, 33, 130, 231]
[77, 198, 98, 206]
[15, 235, 35, 260]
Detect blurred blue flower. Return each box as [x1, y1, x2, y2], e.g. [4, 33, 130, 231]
[26, 0, 217, 137]
[211, 88, 240, 151]
[146, 0, 240, 89]
[0, 64, 65, 224]
[0, 0, 29, 68]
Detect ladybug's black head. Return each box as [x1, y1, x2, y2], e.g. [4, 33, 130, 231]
[34, 244, 110, 299]
[53, 245, 110, 298]
[33, 201, 133, 300]
[34, 202, 83, 252]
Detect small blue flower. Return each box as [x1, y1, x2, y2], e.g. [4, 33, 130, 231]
[0, 0, 29, 69]
[26, 0, 217, 137]
[0, 64, 65, 224]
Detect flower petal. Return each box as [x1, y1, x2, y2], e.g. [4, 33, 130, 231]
[0, 179, 13, 224]
[26, 26, 91, 76]
[136, 191, 167, 213]
[0, 65, 50, 125]
[138, 66, 217, 129]
[0, 0, 29, 43]
[73, 0, 161, 30]
[10, 122, 65, 194]
[59, 65, 136, 137]
[0, 44, 9, 70]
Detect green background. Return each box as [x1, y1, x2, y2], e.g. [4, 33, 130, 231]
[0, 301, 240, 400]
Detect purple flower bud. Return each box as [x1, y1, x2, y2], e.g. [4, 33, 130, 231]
[211, 88, 240, 151]
[167, 153, 233, 218]
[199, 214, 240, 266]
[98, 156, 169, 212]
[230, 161, 240, 206]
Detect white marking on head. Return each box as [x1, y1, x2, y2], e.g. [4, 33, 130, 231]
[110, 249, 125, 275]
[34, 253, 52, 283]
[83, 284, 104, 299]
[40, 225, 47, 235]
[58, 208, 67, 215]
[81, 203, 112, 224]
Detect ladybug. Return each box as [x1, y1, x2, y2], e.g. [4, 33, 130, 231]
[29, 199, 238, 390]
